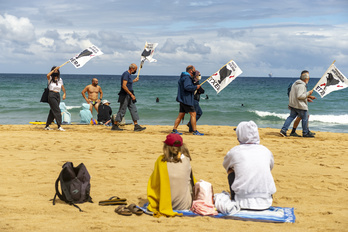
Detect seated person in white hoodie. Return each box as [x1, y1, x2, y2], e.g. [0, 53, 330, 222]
[223, 120, 276, 210]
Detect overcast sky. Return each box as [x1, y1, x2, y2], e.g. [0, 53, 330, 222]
[1, 0, 347, 77]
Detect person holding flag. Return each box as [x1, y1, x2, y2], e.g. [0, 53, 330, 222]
[172, 65, 204, 136]
[111, 63, 146, 132]
[187, 70, 205, 132]
[44, 66, 66, 131]
[280, 70, 316, 138]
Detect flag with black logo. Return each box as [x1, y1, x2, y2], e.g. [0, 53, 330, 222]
[69, 45, 103, 68]
[314, 63, 348, 98]
[140, 42, 158, 68]
[207, 60, 243, 93]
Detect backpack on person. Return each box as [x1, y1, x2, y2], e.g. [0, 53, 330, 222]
[52, 162, 93, 211]
[190, 180, 218, 215]
[287, 82, 294, 97]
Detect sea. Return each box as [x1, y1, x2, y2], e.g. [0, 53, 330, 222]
[0, 73, 347, 133]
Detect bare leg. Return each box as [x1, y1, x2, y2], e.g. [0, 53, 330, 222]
[173, 113, 185, 130]
[189, 111, 197, 131]
[94, 102, 100, 113]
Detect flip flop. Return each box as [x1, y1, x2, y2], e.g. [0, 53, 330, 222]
[99, 196, 127, 206]
[115, 205, 132, 216]
[127, 204, 143, 216]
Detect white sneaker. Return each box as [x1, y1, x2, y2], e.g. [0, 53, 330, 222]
[44, 126, 53, 130]
[57, 127, 65, 131]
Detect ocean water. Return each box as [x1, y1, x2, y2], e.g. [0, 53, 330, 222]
[0, 73, 347, 133]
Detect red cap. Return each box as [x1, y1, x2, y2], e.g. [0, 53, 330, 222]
[164, 133, 183, 147]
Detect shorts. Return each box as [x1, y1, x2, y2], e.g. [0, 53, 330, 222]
[179, 102, 195, 113]
[90, 101, 97, 106]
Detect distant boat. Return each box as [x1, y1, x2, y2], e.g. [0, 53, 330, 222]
[268, 72, 273, 78]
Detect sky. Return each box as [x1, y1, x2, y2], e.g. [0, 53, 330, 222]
[0, 0, 347, 77]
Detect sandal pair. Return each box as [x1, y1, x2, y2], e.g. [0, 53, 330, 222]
[99, 196, 127, 206]
[115, 204, 143, 216]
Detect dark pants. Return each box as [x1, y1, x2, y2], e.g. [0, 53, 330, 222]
[115, 95, 139, 122]
[46, 91, 61, 127]
[188, 100, 202, 131]
[228, 172, 236, 200]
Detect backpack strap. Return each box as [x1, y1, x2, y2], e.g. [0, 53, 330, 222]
[53, 176, 66, 205]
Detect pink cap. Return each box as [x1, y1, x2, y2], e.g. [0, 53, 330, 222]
[164, 133, 183, 147]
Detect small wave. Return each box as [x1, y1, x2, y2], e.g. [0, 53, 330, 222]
[66, 106, 82, 110]
[253, 110, 348, 124]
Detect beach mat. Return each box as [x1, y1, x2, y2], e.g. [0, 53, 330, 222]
[140, 203, 295, 223]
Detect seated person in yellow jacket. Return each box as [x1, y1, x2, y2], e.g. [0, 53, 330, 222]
[147, 133, 197, 217]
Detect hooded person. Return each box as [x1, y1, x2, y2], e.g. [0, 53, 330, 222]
[79, 103, 93, 124]
[222, 121, 276, 210]
[59, 102, 71, 124]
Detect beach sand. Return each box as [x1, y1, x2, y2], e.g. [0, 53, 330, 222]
[0, 124, 347, 232]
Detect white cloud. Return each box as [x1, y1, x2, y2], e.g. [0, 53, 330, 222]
[0, 13, 35, 43]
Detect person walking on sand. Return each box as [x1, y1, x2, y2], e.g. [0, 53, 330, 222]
[187, 70, 205, 133]
[44, 66, 66, 131]
[172, 65, 204, 136]
[280, 70, 316, 137]
[81, 78, 103, 113]
[111, 63, 146, 132]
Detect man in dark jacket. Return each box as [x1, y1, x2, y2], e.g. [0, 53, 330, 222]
[172, 65, 204, 135]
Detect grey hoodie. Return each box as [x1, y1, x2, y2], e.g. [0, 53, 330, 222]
[289, 79, 310, 110]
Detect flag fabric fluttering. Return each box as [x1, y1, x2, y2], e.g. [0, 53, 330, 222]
[207, 60, 243, 94]
[69, 45, 104, 68]
[140, 42, 158, 68]
[314, 63, 348, 98]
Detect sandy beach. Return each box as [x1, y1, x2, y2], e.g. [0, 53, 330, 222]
[0, 124, 347, 232]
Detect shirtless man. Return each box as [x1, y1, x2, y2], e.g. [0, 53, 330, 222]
[81, 78, 103, 113]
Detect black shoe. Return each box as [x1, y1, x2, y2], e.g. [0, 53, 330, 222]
[308, 131, 316, 136]
[290, 132, 301, 137]
[134, 124, 146, 131]
[279, 130, 287, 137]
[111, 124, 123, 131]
[303, 133, 315, 138]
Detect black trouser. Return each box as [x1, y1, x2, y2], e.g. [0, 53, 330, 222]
[228, 172, 236, 200]
[46, 91, 61, 127]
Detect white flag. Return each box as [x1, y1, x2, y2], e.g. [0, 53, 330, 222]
[207, 60, 243, 93]
[140, 42, 158, 68]
[69, 45, 103, 68]
[314, 64, 348, 98]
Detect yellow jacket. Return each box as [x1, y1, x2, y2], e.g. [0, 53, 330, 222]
[147, 155, 196, 217]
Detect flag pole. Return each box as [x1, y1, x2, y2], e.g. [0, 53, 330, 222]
[312, 60, 336, 91]
[200, 59, 234, 86]
[136, 42, 148, 79]
[59, 60, 70, 68]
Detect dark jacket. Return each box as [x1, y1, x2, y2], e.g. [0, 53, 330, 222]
[176, 72, 197, 106]
[193, 80, 205, 102]
[97, 104, 112, 123]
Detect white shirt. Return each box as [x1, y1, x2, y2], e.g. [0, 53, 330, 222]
[48, 77, 64, 92]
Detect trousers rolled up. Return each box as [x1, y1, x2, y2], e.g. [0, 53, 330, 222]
[115, 95, 139, 123]
[281, 107, 309, 135]
[46, 91, 62, 127]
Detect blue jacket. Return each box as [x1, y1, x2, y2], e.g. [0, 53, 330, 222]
[79, 103, 93, 124]
[176, 72, 197, 106]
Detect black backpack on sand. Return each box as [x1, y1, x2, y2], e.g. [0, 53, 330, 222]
[52, 162, 93, 211]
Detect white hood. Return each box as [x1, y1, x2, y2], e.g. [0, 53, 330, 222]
[236, 121, 260, 144]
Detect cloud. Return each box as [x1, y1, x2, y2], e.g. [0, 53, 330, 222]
[0, 13, 35, 43]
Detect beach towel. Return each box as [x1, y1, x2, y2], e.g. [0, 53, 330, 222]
[140, 202, 295, 223]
